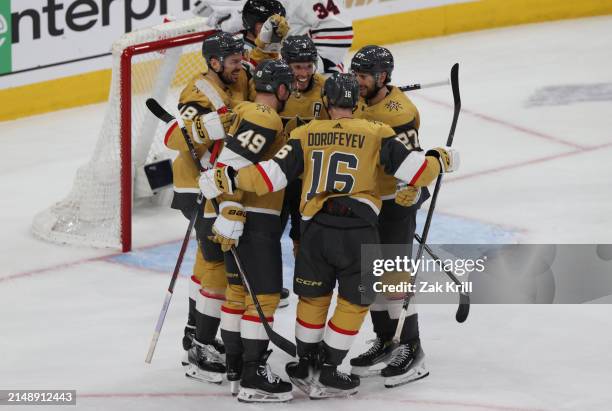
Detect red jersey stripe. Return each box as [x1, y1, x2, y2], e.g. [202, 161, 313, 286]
[255, 163, 274, 192]
[328, 320, 358, 336]
[409, 160, 428, 186]
[297, 318, 325, 329]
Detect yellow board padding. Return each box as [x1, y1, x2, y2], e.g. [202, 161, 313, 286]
[0, 69, 112, 122]
[352, 0, 612, 49]
[2, 0, 612, 121]
[0, 51, 206, 122]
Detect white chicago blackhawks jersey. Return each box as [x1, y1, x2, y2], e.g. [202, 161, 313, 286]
[195, 0, 353, 74]
[279, 0, 353, 74]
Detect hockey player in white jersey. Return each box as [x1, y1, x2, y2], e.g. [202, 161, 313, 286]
[193, 0, 353, 74]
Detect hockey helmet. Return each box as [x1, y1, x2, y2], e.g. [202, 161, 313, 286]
[350, 45, 394, 83]
[242, 0, 286, 35]
[253, 59, 294, 94]
[281, 35, 318, 64]
[202, 31, 244, 65]
[322, 73, 360, 109]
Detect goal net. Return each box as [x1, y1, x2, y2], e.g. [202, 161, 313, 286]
[32, 18, 216, 252]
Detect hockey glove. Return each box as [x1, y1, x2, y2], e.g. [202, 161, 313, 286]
[255, 14, 290, 52]
[200, 149, 213, 171]
[395, 183, 421, 207]
[209, 201, 246, 252]
[192, 110, 235, 143]
[210, 8, 245, 33]
[426, 147, 460, 173]
[198, 166, 236, 199]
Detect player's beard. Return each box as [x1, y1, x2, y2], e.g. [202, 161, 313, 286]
[220, 68, 241, 85]
[365, 83, 381, 100]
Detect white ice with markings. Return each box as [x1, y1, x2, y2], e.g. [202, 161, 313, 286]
[1, 16, 612, 411]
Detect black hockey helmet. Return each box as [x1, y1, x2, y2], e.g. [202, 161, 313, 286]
[322, 73, 360, 109]
[281, 35, 318, 64]
[253, 59, 294, 94]
[242, 0, 286, 35]
[202, 31, 244, 65]
[350, 45, 394, 83]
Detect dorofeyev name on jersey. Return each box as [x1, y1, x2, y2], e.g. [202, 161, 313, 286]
[307, 132, 365, 148]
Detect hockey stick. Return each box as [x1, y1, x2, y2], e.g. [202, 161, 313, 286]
[392, 63, 464, 344]
[400, 79, 450, 92]
[146, 98, 297, 357]
[414, 233, 470, 322]
[145, 194, 203, 364]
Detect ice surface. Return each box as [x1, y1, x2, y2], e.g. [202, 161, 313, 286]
[1, 15, 612, 411]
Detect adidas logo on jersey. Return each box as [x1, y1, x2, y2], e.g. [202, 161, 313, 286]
[333, 123, 343, 129]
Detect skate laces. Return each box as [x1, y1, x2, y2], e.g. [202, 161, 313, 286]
[388, 344, 412, 366]
[259, 363, 280, 384]
[362, 338, 383, 357]
[201, 343, 223, 363]
[335, 368, 352, 382]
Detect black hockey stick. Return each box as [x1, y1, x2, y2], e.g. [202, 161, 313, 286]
[400, 79, 450, 92]
[146, 98, 297, 357]
[414, 233, 470, 323]
[393, 63, 464, 344]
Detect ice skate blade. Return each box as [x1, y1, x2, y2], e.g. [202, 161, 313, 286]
[350, 365, 383, 378]
[184, 365, 223, 384]
[181, 351, 189, 367]
[384, 367, 429, 388]
[288, 375, 316, 396]
[236, 388, 293, 403]
[309, 384, 358, 399]
[229, 380, 240, 396]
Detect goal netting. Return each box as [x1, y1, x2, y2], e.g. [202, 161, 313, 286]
[32, 18, 216, 252]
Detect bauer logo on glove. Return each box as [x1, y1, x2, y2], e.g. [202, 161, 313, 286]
[209, 201, 247, 252]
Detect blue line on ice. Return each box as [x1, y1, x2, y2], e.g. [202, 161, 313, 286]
[108, 212, 517, 282]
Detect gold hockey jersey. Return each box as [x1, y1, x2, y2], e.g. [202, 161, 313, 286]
[280, 73, 329, 136]
[207, 101, 286, 218]
[164, 70, 252, 194]
[233, 117, 442, 224]
[355, 86, 420, 198]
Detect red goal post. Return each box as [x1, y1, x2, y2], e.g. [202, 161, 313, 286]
[32, 18, 217, 252]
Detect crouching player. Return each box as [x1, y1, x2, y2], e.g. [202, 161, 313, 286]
[199, 73, 460, 399]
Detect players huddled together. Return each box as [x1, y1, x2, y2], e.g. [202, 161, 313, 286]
[161, 0, 460, 403]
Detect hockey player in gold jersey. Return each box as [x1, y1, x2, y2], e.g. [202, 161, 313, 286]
[197, 59, 294, 403]
[163, 31, 250, 384]
[199, 73, 460, 399]
[279, 35, 329, 257]
[350, 45, 430, 385]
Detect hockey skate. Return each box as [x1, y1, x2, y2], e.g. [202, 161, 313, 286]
[285, 351, 319, 395]
[349, 337, 394, 377]
[184, 340, 226, 384]
[226, 353, 243, 396]
[237, 351, 293, 403]
[181, 328, 225, 367]
[181, 325, 196, 366]
[382, 340, 429, 388]
[308, 364, 359, 399]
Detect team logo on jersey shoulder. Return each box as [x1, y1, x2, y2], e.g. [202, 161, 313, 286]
[385, 100, 403, 112]
[256, 104, 272, 113]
